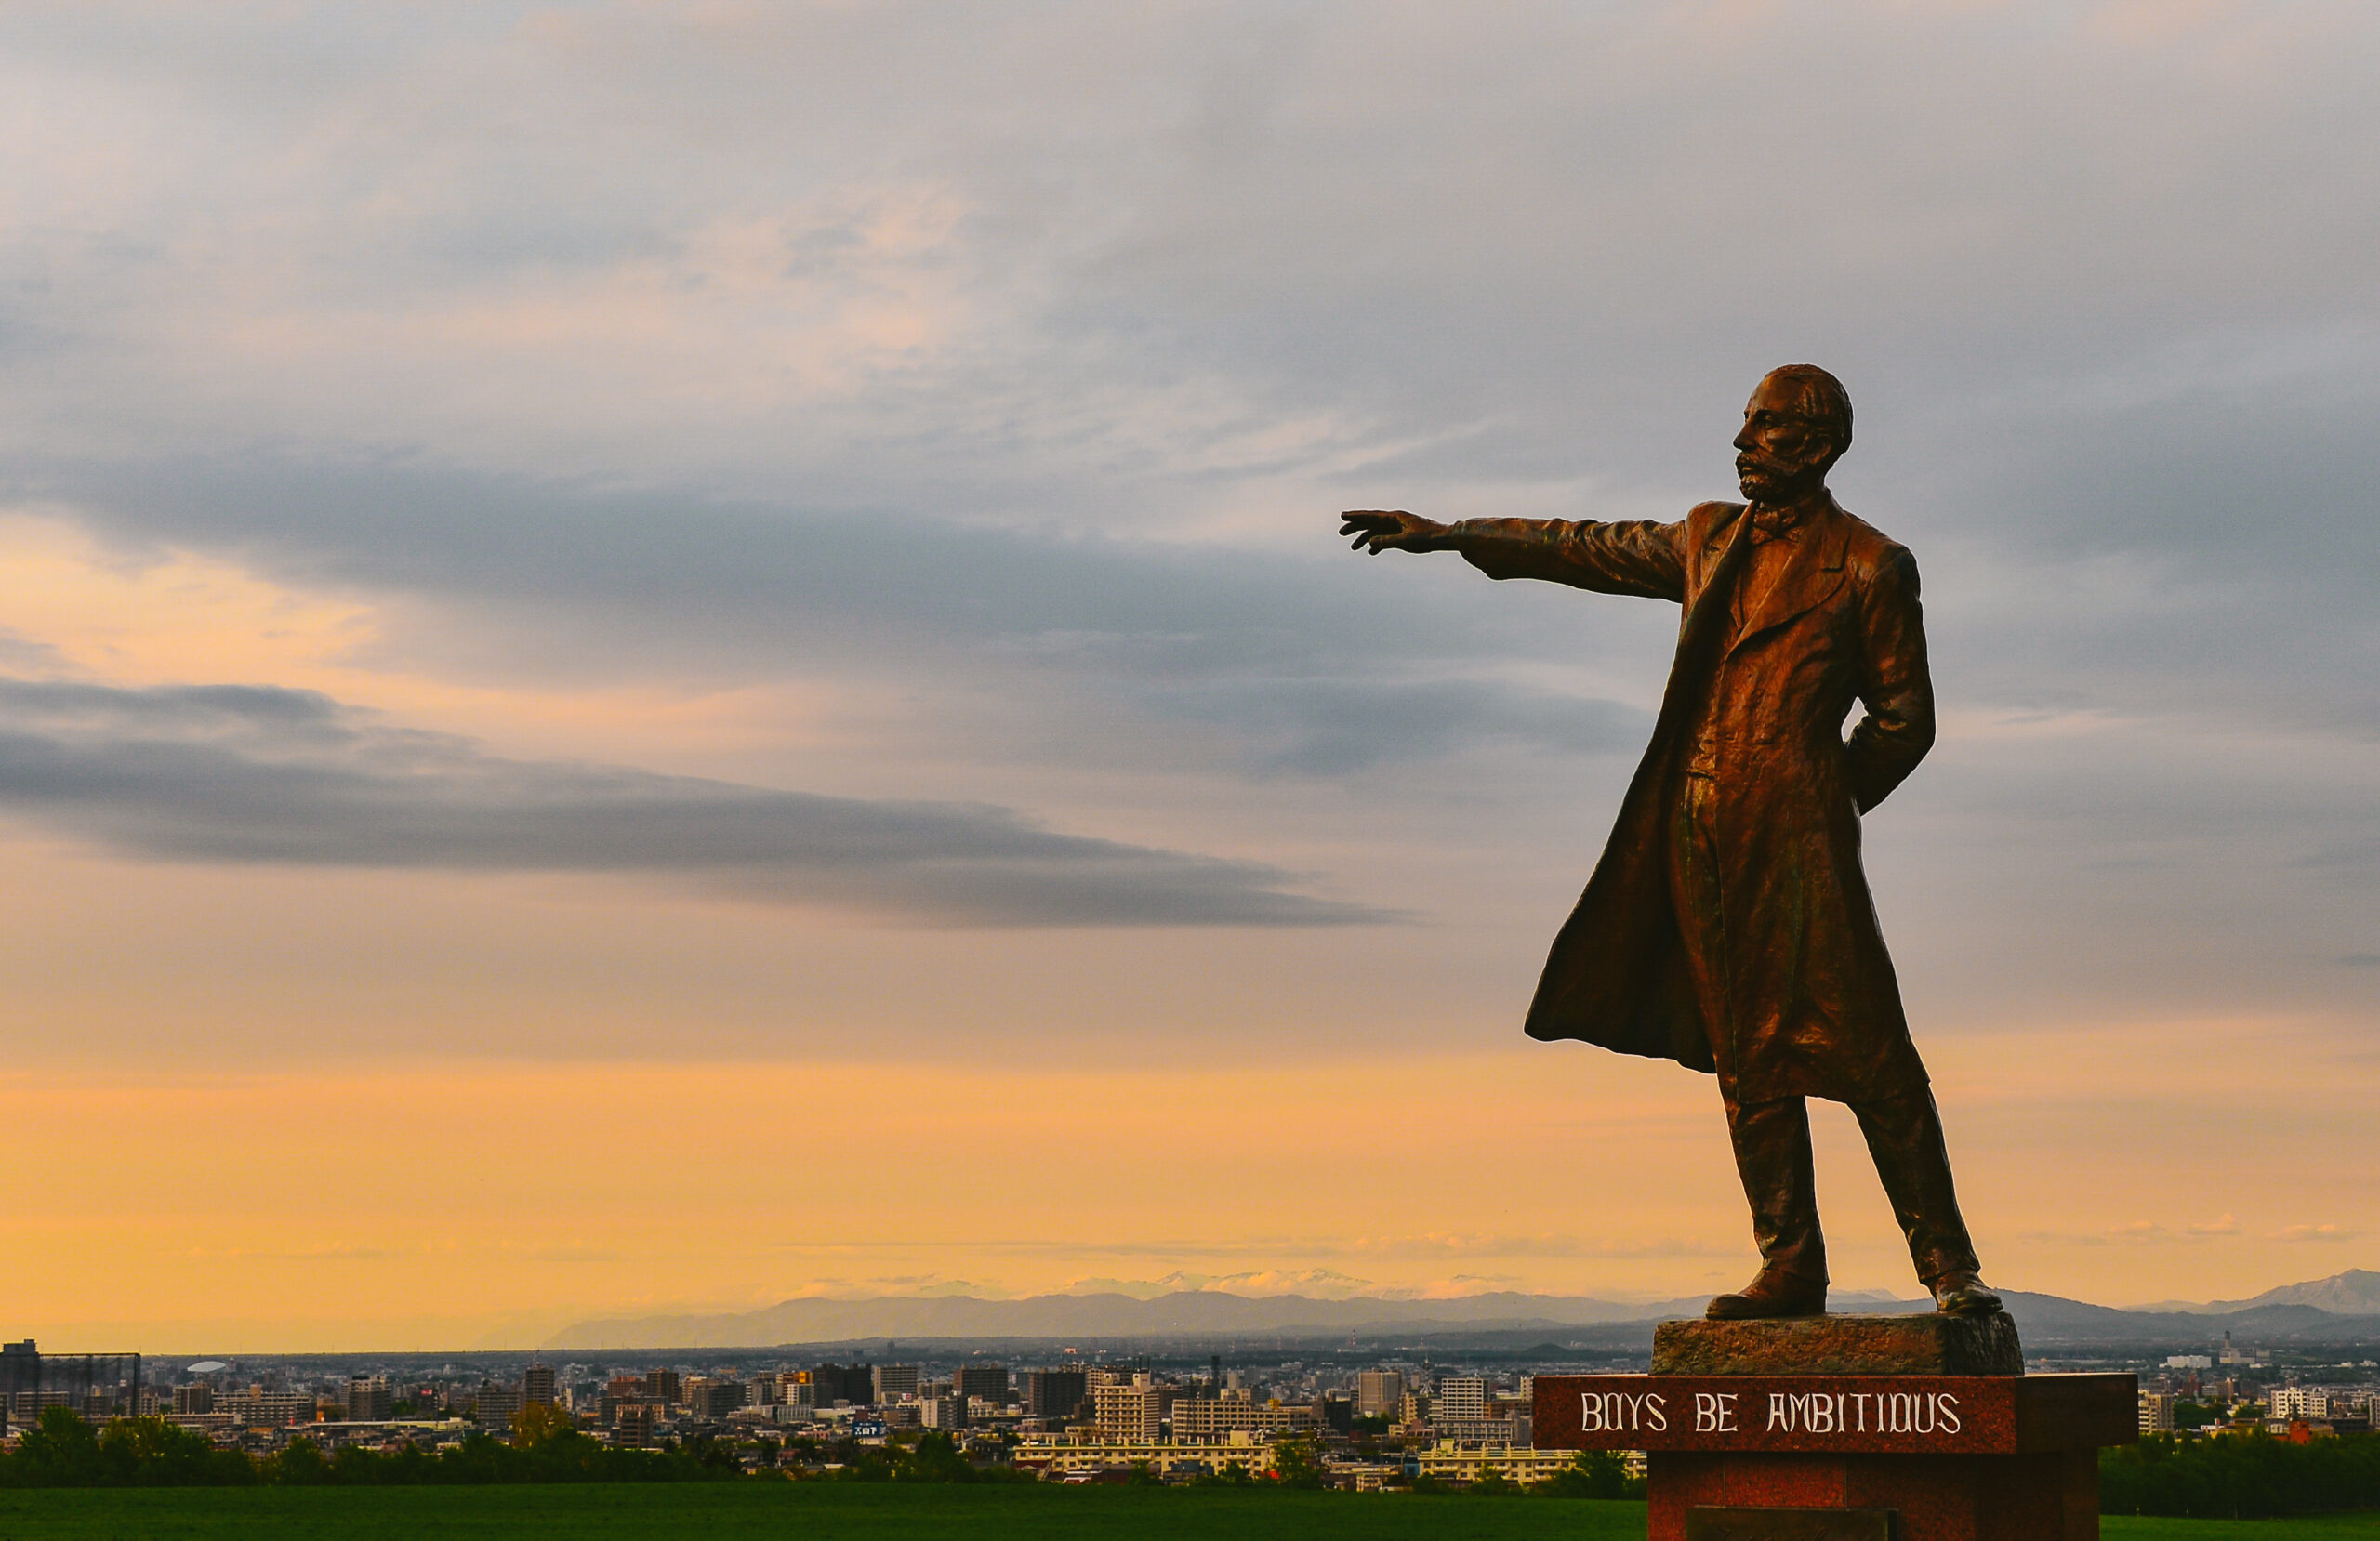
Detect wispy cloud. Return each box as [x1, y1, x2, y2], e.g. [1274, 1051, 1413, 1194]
[0, 678, 1389, 927]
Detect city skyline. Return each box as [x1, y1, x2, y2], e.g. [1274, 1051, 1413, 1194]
[0, 3, 2373, 1350]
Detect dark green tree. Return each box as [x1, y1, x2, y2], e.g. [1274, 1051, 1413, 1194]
[1536, 1448, 1642, 1499]
[1270, 1435, 1328, 1490]
[7, 1407, 115, 1486]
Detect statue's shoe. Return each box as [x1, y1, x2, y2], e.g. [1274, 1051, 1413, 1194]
[1705, 1271, 1828, 1320]
[1930, 1274, 2003, 1316]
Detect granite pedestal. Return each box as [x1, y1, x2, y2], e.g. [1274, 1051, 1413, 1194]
[1533, 1315, 2135, 1541]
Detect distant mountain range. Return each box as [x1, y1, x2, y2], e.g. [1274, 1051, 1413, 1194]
[543, 1268, 2380, 1352]
[2129, 1269, 2380, 1317]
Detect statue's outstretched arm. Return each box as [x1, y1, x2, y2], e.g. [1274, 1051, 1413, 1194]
[1339, 509, 1686, 601]
[1456, 517, 1687, 601]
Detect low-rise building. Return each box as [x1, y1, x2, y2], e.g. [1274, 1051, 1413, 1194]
[1013, 1430, 1277, 1480]
[1410, 1441, 1580, 1486]
[1170, 1390, 1316, 1441]
[218, 1389, 315, 1428]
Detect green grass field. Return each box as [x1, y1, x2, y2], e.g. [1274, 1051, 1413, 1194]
[2106, 1523, 2380, 1541]
[0, 1488, 2376, 1541]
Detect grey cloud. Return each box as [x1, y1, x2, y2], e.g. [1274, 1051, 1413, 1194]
[0, 678, 1391, 927]
[0, 627, 63, 672]
[12, 455, 1673, 781]
[1155, 678, 1649, 776]
[13, 459, 1358, 661]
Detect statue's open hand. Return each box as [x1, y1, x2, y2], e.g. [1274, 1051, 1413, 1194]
[1339, 509, 1449, 554]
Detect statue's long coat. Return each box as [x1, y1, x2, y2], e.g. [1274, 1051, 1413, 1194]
[1451, 496, 1936, 1105]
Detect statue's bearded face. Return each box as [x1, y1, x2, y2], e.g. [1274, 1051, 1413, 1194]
[1734, 376, 1835, 503]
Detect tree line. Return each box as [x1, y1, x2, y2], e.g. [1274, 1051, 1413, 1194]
[0, 1407, 1654, 1495]
[2100, 1431, 2380, 1518]
[0, 1405, 748, 1487]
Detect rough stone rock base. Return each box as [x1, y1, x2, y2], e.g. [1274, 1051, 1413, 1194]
[1653, 1312, 2024, 1377]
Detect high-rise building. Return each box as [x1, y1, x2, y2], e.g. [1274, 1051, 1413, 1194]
[347, 1375, 393, 1422]
[681, 1376, 747, 1417]
[615, 1403, 655, 1447]
[1024, 1368, 1089, 1420]
[647, 1368, 681, 1405]
[1355, 1370, 1406, 1417]
[478, 1383, 524, 1429]
[956, 1364, 1010, 1403]
[873, 1364, 919, 1404]
[920, 1395, 969, 1429]
[1435, 1376, 1487, 1423]
[1428, 1376, 1511, 1442]
[522, 1365, 556, 1408]
[172, 1385, 215, 1415]
[2137, 1391, 2175, 1432]
[1093, 1376, 1161, 1442]
[811, 1363, 874, 1405]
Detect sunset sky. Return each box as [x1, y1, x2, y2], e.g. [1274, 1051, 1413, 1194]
[1, 2, 2373, 1351]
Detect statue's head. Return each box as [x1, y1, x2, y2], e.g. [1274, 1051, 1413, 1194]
[1734, 365, 1851, 504]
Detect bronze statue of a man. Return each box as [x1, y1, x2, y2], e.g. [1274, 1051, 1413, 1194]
[1341, 366, 1999, 1320]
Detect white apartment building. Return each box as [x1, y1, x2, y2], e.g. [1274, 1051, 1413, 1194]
[218, 1390, 315, 1427]
[1411, 1442, 1579, 1485]
[1093, 1377, 1161, 1442]
[1435, 1376, 1488, 1422]
[1014, 1430, 1276, 1479]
